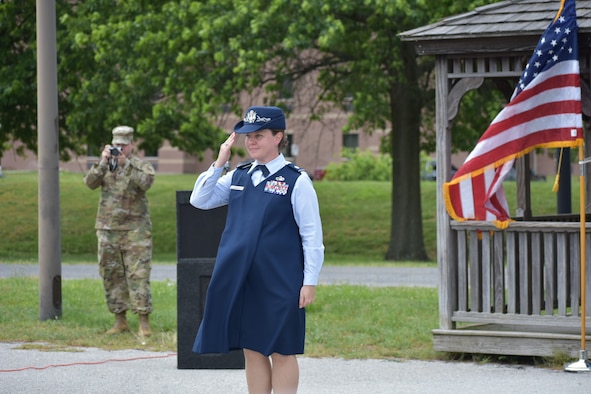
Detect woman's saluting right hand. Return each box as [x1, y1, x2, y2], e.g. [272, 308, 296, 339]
[214, 132, 236, 168]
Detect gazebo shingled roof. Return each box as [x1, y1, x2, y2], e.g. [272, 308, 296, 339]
[400, 0, 591, 55]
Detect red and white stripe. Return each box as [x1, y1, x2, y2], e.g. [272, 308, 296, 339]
[444, 60, 582, 225]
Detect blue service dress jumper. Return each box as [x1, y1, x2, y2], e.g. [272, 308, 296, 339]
[192, 162, 313, 356]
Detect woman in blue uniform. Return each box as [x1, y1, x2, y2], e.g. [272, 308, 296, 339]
[190, 106, 324, 393]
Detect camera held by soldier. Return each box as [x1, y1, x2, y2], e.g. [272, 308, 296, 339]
[108, 146, 122, 172]
[109, 146, 122, 157]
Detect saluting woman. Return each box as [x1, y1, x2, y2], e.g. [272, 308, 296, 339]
[189, 106, 324, 394]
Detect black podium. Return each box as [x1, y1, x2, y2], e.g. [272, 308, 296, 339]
[176, 190, 245, 369]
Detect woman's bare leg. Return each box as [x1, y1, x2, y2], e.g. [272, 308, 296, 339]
[244, 348, 272, 394]
[270, 353, 299, 394]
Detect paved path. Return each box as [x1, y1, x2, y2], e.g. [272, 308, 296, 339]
[0, 263, 438, 287]
[1, 342, 589, 393]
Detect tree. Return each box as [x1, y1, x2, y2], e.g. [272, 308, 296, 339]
[178, 0, 492, 260]
[0, 1, 41, 157]
[1, 0, 226, 158]
[1, 0, 494, 260]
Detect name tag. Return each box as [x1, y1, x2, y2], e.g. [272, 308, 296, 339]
[230, 185, 244, 191]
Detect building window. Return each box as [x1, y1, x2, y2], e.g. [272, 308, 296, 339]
[342, 133, 359, 150]
[276, 77, 295, 111]
[87, 145, 101, 157]
[143, 147, 159, 158]
[343, 94, 354, 112]
[279, 78, 294, 100]
[284, 134, 297, 158]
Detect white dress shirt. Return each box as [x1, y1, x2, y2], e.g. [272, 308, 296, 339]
[190, 154, 324, 285]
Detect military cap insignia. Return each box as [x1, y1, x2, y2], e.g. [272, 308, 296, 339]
[244, 109, 271, 124]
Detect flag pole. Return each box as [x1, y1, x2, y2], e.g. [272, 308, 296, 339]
[565, 143, 591, 372]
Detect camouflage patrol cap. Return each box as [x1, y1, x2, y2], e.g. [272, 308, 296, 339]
[112, 126, 134, 145]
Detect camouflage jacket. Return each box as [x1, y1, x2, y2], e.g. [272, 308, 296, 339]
[83, 156, 155, 230]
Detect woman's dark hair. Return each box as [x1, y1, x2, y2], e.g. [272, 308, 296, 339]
[271, 129, 288, 151]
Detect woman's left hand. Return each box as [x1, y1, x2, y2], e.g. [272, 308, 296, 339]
[299, 285, 316, 308]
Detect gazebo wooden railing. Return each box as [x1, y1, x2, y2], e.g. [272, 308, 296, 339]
[434, 217, 591, 357]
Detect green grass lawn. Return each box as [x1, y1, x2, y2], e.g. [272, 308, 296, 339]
[0, 171, 573, 366]
[0, 171, 572, 263]
[0, 277, 441, 360]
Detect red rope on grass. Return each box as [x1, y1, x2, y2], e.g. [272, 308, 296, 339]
[0, 352, 177, 373]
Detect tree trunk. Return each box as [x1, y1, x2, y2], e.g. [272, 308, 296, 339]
[385, 44, 429, 261]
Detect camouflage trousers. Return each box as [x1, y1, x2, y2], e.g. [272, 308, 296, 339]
[97, 229, 153, 315]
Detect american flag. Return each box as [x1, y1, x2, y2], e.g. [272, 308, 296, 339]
[443, 0, 583, 228]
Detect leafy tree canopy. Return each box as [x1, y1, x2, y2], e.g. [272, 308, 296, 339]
[2, 0, 494, 158]
[1, 0, 496, 260]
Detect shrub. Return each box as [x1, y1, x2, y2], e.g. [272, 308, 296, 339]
[323, 149, 392, 181]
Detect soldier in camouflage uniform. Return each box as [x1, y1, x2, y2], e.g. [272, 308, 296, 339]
[84, 126, 155, 337]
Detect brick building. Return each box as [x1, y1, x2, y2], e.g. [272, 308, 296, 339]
[1, 83, 387, 177]
[0, 78, 563, 177]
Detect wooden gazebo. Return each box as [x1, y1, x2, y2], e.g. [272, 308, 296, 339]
[400, 0, 591, 357]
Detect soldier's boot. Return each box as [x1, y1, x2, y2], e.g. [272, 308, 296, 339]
[139, 313, 151, 337]
[105, 312, 129, 335]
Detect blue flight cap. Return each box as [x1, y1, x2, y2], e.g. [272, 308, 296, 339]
[233, 106, 286, 134]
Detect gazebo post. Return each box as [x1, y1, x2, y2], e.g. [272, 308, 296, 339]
[435, 55, 454, 330]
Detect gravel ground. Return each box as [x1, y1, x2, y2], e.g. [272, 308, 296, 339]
[1, 342, 590, 394]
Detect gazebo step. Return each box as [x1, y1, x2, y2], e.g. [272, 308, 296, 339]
[433, 325, 590, 358]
